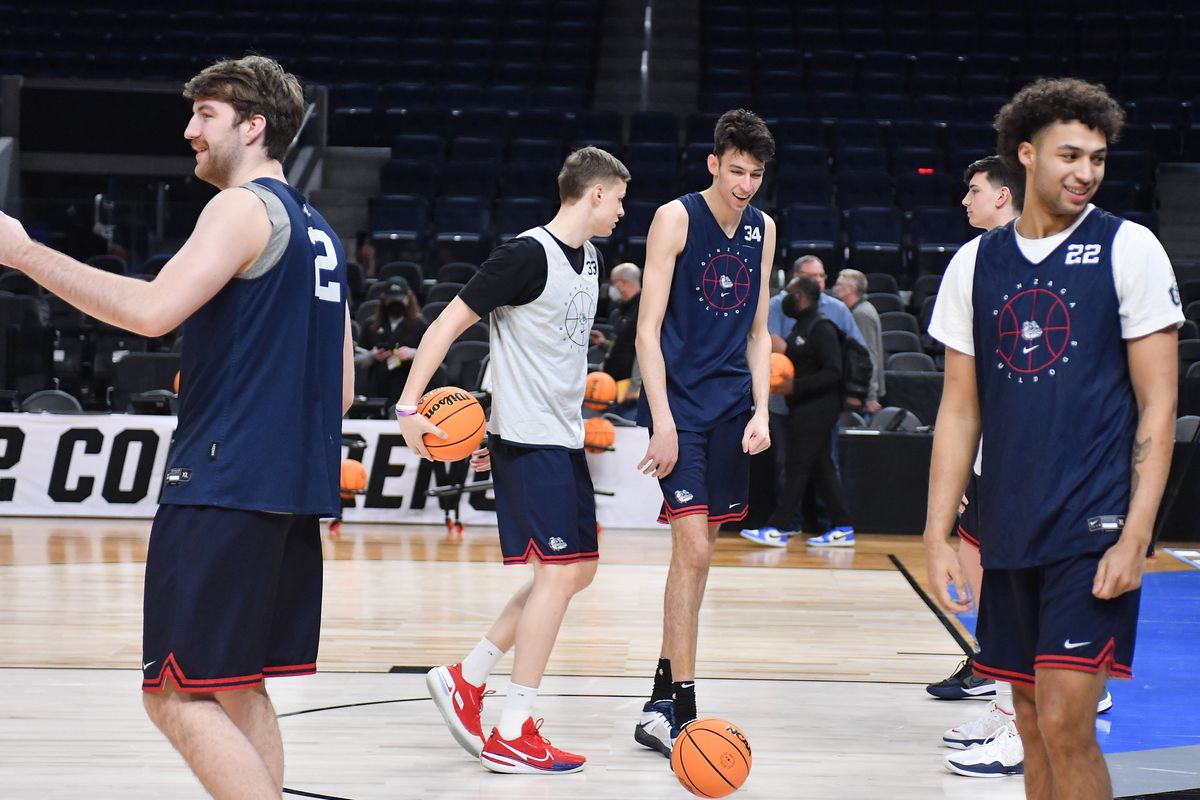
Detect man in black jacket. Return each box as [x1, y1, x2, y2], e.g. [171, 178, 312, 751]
[751, 274, 854, 543]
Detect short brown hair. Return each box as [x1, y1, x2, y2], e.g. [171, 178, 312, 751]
[713, 109, 775, 163]
[995, 78, 1125, 175]
[557, 146, 630, 203]
[183, 55, 305, 162]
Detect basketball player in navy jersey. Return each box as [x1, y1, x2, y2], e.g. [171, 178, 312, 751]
[396, 147, 628, 774]
[927, 155, 1020, 703]
[924, 79, 1183, 797]
[0, 56, 353, 799]
[634, 109, 775, 755]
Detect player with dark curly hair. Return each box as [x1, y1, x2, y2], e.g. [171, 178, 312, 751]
[995, 78, 1126, 176]
[924, 78, 1183, 795]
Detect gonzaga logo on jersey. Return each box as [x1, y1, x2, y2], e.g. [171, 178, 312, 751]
[989, 276, 1080, 383]
[694, 244, 756, 317]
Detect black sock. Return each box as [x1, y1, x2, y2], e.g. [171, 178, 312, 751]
[672, 680, 697, 726]
[651, 658, 673, 702]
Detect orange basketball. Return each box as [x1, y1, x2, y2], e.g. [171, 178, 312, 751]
[340, 459, 368, 499]
[417, 387, 486, 462]
[584, 416, 616, 453]
[173, 370, 180, 394]
[584, 371, 617, 410]
[671, 718, 752, 798]
[769, 352, 794, 393]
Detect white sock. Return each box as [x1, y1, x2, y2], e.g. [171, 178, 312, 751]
[460, 637, 504, 687]
[498, 682, 538, 740]
[995, 681, 1014, 715]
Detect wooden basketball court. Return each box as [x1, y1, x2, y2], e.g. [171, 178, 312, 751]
[0, 519, 1192, 799]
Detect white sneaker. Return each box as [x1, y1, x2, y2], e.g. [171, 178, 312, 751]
[806, 527, 855, 546]
[1097, 691, 1112, 714]
[633, 699, 676, 757]
[942, 700, 1015, 749]
[944, 723, 1024, 777]
[739, 527, 790, 547]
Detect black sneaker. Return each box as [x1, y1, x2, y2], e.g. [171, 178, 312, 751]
[926, 657, 996, 700]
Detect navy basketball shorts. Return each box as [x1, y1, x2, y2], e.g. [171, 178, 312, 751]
[973, 551, 1139, 687]
[654, 410, 751, 526]
[488, 435, 599, 565]
[142, 505, 323, 693]
[957, 473, 981, 549]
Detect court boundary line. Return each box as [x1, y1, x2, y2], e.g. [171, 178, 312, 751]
[888, 553, 974, 655]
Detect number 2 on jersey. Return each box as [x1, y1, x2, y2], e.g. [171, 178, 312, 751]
[309, 227, 341, 302]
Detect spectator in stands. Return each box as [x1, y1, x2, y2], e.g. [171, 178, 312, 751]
[744, 254, 866, 546]
[832, 268, 884, 415]
[591, 262, 641, 382]
[591, 262, 642, 418]
[356, 278, 426, 403]
[743, 275, 854, 548]
[355, 234, 378, 278]
[788, 256, 863, 348]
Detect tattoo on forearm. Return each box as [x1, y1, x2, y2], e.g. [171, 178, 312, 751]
[1130, 435, 1150, 499]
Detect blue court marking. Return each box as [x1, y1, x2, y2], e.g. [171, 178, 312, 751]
[953, 568, 1200, 754]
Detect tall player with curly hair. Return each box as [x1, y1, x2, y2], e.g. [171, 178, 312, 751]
[924, 78, 1183, 796]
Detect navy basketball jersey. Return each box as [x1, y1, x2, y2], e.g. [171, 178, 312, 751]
[638, 192, 765, 431]
[161, 178, 347, 516]
[972, 209, 1134, 569]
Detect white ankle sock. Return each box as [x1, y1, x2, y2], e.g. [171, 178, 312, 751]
[995, 681, 1014, 715]
[460, 637, 504, 687]
[498, 682, 538, 740]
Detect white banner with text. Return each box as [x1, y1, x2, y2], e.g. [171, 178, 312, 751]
[0, 413, 665, 528]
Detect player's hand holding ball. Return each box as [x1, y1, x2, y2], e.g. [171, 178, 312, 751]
[396, 406, 447, 460]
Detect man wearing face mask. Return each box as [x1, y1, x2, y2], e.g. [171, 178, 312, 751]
[742, 254, 864, 547]
[356, 278, 427, 404]
[749, 274, 854, 544]
[592, 262, 642, 382]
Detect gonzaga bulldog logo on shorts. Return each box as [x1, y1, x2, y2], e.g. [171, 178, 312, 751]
[991, 277, 1079, 383]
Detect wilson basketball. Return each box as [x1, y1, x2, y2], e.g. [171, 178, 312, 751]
[584, 371, 617, 410]
[671, 718, 752, 798]
[584, 416, 616, 453]
[769, 353, 794, 392]
[418, 387, 486, 462]
[340, 459, 368, 499]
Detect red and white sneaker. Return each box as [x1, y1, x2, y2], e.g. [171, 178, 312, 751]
[426, 664, 488, 756]
[480, 717, 586, 774]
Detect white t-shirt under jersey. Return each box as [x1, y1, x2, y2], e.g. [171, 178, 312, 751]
[930, 205, 1184, 479]
[930, 205, 1183, 358]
